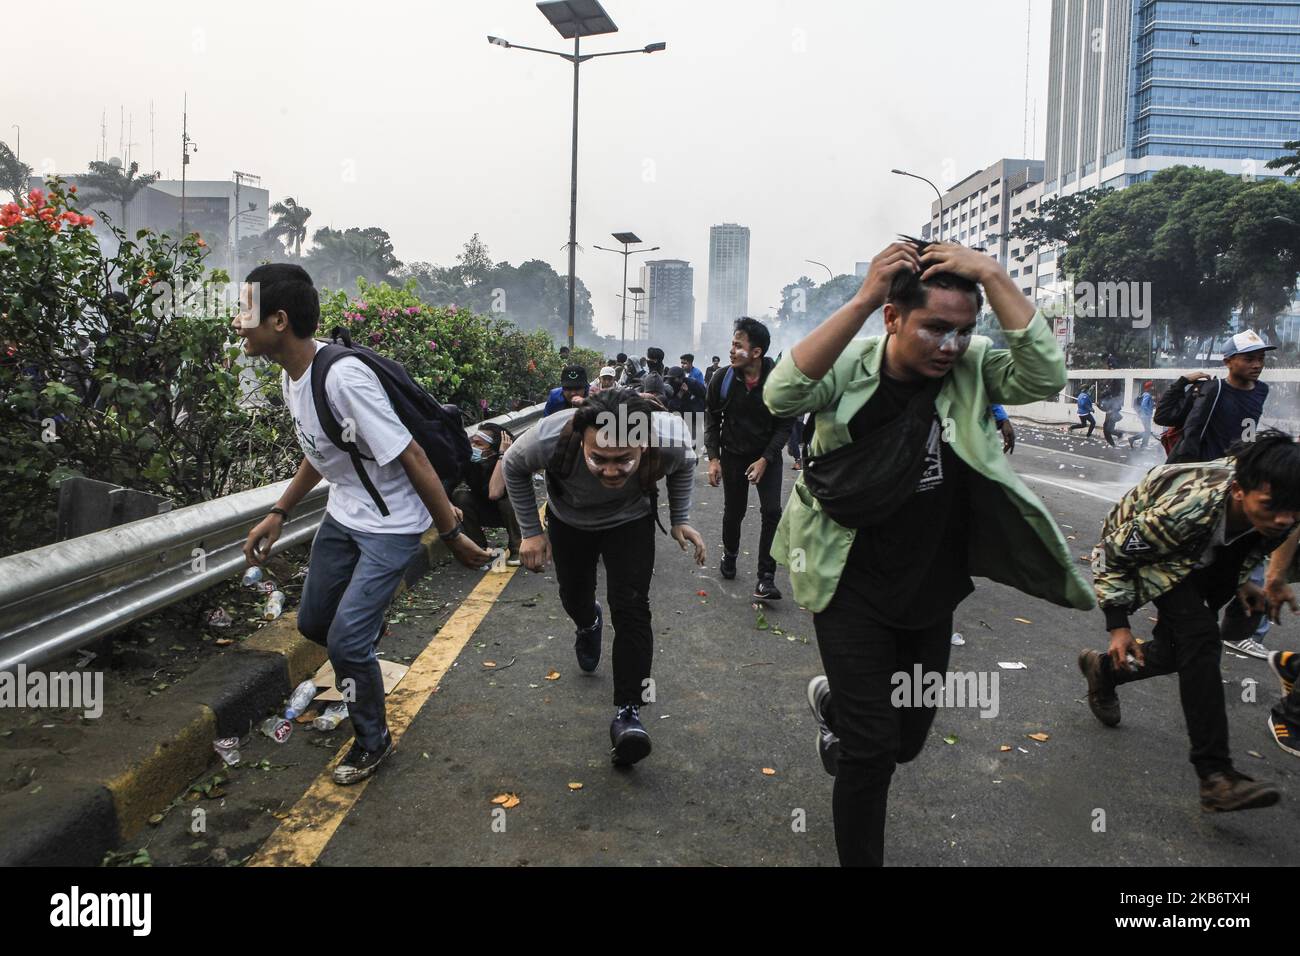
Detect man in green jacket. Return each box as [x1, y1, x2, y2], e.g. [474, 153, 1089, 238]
[1078, 433, 1299, 812]
[765, 238, 1093, 867]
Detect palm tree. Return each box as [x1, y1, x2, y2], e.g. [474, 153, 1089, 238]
[268, 197, 312, 258]
[78, 159, 159, 230]
[0, 142, 32, 203]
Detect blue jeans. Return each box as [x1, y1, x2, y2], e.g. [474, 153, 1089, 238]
[297, 513, 425, 751]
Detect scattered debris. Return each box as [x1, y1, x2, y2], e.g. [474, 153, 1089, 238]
[1013, 617, 1032, 625]
[568, 782, 583, 791]
[545, 670, 561, 681]
[951, 633, 965, 646]
[1027, 732, 1050, 742]
[205, 607, 232, 629]
[761, 767, 776, 776]
[999, 745, 1012, 752]
[491, 793, 521, 809]
[943, 734, 958, 745]
[997, 662, 1028, 670]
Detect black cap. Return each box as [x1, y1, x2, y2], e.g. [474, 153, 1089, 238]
[666, 365, 685, 381]
[560, 365, 588, 387]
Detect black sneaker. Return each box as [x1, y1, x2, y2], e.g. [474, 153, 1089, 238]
[720, 551, 737, 580]
[754, 578, 782, 602]
[1267, 650, 1297, 699]
[1078, 650, 1121, 727]
[1268, 711, 1300, 758]
[574, 602, 603, 673]
[332, 729, 394, 786]
[610, 705, 652, 767]
[806, 676, 840, 776]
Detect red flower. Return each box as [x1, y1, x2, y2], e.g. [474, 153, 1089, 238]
[68, 185, 77, 194]
[27, 188, 44, 206]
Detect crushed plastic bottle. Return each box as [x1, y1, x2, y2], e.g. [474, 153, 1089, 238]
[263, 590, 285, 620]
[312, 701, 349, 731]
[241, 565, 264, 588]
[951, 632, 966, 646]
[261, 716, 293, 744]
[284, 678, 318, 720]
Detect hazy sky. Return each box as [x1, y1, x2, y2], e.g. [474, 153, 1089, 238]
[7, 0, 1051, 340]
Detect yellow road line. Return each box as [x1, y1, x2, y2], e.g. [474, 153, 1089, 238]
[249, 566, 517, 867]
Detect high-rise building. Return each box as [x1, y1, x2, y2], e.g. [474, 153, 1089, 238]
[701, 223, 750, 351]
[919, 158, 1044, 269]
[641, 259, 696, 353]
[1043, 0, 1300, 196]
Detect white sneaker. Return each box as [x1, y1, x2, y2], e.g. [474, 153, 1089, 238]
[1223, 637, 1269, 659]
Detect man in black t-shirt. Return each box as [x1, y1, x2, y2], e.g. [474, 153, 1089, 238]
[705, 317, 794, 601]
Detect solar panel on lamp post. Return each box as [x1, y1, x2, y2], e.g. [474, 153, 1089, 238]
[488, 1, 666, 351]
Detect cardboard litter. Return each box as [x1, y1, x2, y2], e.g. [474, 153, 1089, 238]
[311, 659, 410, 702]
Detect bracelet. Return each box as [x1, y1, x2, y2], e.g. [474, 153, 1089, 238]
[268, 507, 290, 521]
[438, 520, 464, 543]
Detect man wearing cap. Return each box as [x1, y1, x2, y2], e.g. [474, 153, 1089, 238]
[544, 365, 590, 417]
[665, 364, 708, 443]
[597, 366, 618, 391]
[1154, 328, 1277, 658]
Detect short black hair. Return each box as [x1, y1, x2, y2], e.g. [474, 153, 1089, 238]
[616, 352, 627, 363]
[886, 236, 984, 317]
[733, 317, 771, 357]
[244, 263, 320, 338]
[477, 421, 505, 450]
[572, 386, 662, 439]
[1232, 429, 1300, 511]
[680, 353, 694, 363]
[711, 355, 720, 363]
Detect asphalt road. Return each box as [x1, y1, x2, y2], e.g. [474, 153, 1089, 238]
[140, 420, 1300, 867]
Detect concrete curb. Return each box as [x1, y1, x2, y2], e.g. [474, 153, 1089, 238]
[0, 534, 454, 867]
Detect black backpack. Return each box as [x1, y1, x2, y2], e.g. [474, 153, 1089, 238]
[310, 327, 471, 517]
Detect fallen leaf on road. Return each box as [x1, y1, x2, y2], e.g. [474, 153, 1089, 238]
[761, 767, 776, 776]
[944, 734, 958, 745]
[148, 813, 165, 826]
[568, 782, 583, 790]
[756, 611, 769, 631]
[215, 638, 234, 646]
[491, 793, 521, 809]
[999, 745, 1012, 752]
[1028, 732, 1050, 742]
[545, 670, 561, 681]
[483, 661, 497, 668]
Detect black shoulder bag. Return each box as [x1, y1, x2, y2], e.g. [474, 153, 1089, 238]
[801, 370, 943, 529]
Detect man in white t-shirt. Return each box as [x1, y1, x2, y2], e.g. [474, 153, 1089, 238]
[234, 264, 491, 785]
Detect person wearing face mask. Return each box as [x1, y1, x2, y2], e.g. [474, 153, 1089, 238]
[450, 422, 521, 566]
[765, 237, 1092, 866]
[503, 388, 705, 766]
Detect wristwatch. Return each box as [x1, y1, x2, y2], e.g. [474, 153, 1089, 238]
[268, 507, 290, 521]
[438, 520, 464, 542]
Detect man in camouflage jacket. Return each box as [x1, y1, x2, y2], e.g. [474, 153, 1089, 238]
[1079, 432, 1300, 813]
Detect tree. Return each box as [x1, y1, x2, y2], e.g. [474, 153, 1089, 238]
[1265, 139, 1300, 176]
[0, 142, 31, 202]
[1219, 180, 1300, 343]
[236, 230, 287, 272]
[267, 197, 312, 258]
[1003, 187, 1108, 255]
[306, 225, 403, 290]
[456, 232, 493, 286]
[77, 159, 159, 230]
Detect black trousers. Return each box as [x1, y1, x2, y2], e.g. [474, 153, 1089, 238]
[814, 588, 953, 867]
[720, 451, 782, 580]
[1069, 414, 1096, 437]
[1106, 577, 1233, 778]
[546, 510, 656, 707]
[451, 486, 521, 553]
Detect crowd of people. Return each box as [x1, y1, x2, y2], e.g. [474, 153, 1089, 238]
[234, 246, 1300, 866]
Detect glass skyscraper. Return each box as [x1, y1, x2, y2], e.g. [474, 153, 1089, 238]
[1045, 0, 1300, 195]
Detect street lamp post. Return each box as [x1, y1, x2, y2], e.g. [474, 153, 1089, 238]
[619, 286, 648, 346]
[891, 168, 945, 243]
[805, 259, 833, 281]
[488, 1, 666, 351]
[595, 232, 659, 354]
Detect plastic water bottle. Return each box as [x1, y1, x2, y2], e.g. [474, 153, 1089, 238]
[313, 701, 348, 731]
[263, 590, 285, 620]
[284, 679, 318, 720]
[261, 716, 293, 743]
[241, 565, 264, 588]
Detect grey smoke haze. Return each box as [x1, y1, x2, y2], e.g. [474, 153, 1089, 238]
[5, 0, 1050, 343]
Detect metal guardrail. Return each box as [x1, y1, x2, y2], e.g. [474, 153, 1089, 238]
[0, 404, 546, 674]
